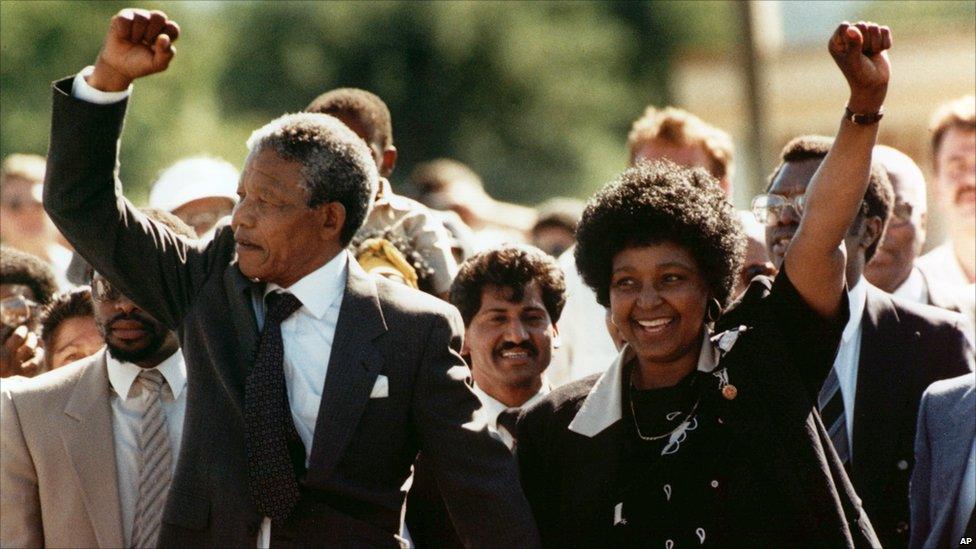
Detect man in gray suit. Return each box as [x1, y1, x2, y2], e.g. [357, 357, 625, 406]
[43, 8, 538, 548]
[911, 373, 976, 549]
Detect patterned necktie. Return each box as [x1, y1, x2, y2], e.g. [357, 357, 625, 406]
[131, 369, 172, 548]
[245, 291, 305, 522]
[818, 366, 851, 466]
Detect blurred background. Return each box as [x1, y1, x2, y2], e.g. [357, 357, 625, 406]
[2, 0, 974, 243]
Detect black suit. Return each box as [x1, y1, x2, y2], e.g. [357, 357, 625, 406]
[44, 78, 539, 548]
[848, 285, 973, 548]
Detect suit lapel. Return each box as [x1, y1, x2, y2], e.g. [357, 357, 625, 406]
[305, 258, 388, 484]
[224, 263, 260, 374]
[60, 351, 125, 548]
[851, 289, 905, 491]
[933, 384, 976, 540]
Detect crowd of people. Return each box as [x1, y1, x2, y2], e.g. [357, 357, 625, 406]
[0, 8, 973, 549]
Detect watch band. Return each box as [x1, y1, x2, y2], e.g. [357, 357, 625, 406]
[844, 106, 884, 125]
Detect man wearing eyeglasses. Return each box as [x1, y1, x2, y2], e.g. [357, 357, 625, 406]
[864, 146, 975, 338]
[755, 135, 974, 548]
[1, 209, 192, 548]
[0, 246, 58, 378]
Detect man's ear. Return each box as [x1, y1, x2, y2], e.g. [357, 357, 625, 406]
[380, 146, 397, 178]
[320, 202, 347, 241]
[551, 323, 561, 349]
[862, 216, 884, 251]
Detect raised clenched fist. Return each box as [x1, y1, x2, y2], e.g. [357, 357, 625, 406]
[828, 21, 891, 114]
[88, 9, 181, 92]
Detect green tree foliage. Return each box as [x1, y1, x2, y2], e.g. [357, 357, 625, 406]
[1, 1, 689, 205]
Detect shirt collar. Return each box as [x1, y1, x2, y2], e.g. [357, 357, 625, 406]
[265, 251, 348, 319]
[106, 349, 186, 400]
[892, 266, 928, 304]
[843, 276, 869, 343]
[568, 335, 719, 438]
[471, 382, 550, 429]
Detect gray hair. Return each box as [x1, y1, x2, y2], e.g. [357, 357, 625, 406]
[246, 113, 378, 245]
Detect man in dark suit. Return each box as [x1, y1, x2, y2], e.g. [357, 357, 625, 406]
[406, 245, 565, 548]
[760, 136, 975, 548]
[43, 9, 538, 548]
[910, 373, 976, 548]
[864, 145, 975, 336]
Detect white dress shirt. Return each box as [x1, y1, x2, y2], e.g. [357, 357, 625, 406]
[471, 382, 549, 451]
[251, 251, 347, 548]
[833, 277, 868, 453]
[106, 350, 187, 547]
[72, 68, 348, 548]
[918, 242, 974, 289]
[891, 266, 928, 305]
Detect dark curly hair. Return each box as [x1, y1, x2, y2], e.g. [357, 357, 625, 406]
[0, 245, 58, 305]
[450, 245, 566, 327]
[575, 160, 745, 309]
[766, 135, 894, 261]
[39, 286, 95, 368]
[305, 88, 394, 150]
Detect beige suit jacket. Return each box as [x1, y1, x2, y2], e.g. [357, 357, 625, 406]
[1, 349, 125, 548]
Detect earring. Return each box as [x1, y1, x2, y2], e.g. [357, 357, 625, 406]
[706, 298, 722, 324]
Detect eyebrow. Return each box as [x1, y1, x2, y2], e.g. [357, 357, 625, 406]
[613, 261, 694, 274]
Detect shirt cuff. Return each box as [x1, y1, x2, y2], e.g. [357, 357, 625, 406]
[71, 66, 132, 104]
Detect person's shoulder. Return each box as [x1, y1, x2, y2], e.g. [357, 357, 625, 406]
[522, 373, 600, 423]
[372, 274, 458, 319]
[3, 353, 99, 403]
[878, 288, 970, 335]
[921, 373, 975, 407]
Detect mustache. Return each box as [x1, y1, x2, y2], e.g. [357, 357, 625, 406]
[955, 185, 976, 202]
[494, 341, 538, 356]
[107, 312, 156, 330]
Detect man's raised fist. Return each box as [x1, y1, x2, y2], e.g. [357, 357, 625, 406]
[88, 9, 180, 92]
[828, 21, 891, 114]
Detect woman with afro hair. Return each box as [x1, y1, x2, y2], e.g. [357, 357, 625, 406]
[515, 22, 892, 548]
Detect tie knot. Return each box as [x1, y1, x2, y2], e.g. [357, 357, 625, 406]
[497, 407, 520, 437]
[265, 292, 303, 323]
[137, 369, 165, 393]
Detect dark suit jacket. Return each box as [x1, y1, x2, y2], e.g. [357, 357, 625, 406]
[44, 78, 539, 548]
[517, 271, 880, 548]
[850, 287, 974, 548]
[910, 373, 976, 549]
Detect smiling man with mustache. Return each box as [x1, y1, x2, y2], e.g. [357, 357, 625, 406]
[407, 245, 565, 548]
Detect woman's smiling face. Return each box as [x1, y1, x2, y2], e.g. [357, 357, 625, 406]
[609, 242, 709, 369]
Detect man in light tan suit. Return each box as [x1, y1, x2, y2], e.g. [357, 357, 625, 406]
[1, 210, 192, 548]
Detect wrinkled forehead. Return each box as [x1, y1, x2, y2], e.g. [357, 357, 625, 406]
[480, 282, 546, 311]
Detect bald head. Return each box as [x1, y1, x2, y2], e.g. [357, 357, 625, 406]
[865, 145, 928, 293]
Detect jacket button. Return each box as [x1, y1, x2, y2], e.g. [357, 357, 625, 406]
[896, 521, 908, 533]
[897, 460, 908, 470]
[710, 480, 719, 488]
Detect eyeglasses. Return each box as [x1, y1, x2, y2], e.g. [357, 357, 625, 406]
[0, 295, 38, 327]
[91, 277, 122, 301]
[888, 201, 915, 227]
[752, 193, 869, 226]
[751, 193, 808, 225]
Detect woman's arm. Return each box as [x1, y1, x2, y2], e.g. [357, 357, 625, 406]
[785, 22, 891, 318]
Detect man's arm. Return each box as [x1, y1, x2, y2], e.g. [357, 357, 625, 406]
[909, 390, 934, 549]
[785, 22, 891, 318]
[44, 9, 225, 329]
[0, 388, 43, 548]
[411, 307, 540, 548]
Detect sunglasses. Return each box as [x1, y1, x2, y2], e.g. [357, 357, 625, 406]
[0, 294, 39, 327]
[91, 276, 123, 301]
